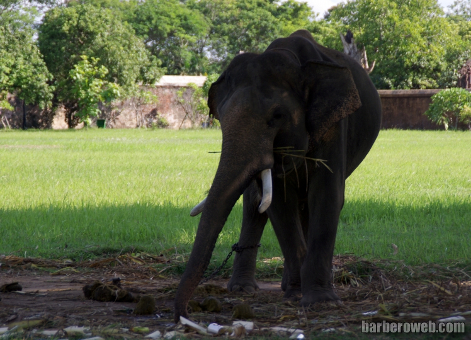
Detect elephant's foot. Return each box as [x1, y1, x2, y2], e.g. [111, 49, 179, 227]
[227, 277, 259, 294]
[283, 286, 302, 301]
[300, 289, 340, 306]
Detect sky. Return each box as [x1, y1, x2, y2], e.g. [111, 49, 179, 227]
[305, 0, 457, 18]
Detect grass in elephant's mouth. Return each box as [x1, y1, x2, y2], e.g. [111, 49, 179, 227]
[272, 147, 331, 172]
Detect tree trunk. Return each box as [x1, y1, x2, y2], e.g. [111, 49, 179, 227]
[340, 30, 375, 74]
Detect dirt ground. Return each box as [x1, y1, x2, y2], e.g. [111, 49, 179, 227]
[1, 254, 471, 339]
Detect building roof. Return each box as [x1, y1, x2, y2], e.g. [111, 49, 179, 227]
[155, 75, 207, 87]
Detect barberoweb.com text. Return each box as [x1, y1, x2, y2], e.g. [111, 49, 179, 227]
[362, 321, 465, 334]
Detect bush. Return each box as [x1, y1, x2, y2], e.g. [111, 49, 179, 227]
[425, 88, 471, 130]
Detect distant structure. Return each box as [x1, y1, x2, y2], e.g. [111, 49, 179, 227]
[458, 59, 471, 89]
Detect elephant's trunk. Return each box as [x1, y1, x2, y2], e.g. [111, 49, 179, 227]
[174, 136, 273, 322]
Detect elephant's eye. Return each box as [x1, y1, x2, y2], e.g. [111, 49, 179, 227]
[267, 108, 285, 127]
[273, 111, 284, 120]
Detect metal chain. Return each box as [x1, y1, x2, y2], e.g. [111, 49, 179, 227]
[199, 242, 261, 285]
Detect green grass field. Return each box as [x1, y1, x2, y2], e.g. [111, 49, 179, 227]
[1, 129, 470, 268]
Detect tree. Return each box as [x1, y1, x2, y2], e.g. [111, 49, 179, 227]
[38, 4, 163, 127]
[69, 56, 121, 127]
[188, 0, 282, 71]
[0, 8, 53, 114]
[128, 0, 210, 75]
[326, 0, 466, 89]
[425, 87, 471, 130]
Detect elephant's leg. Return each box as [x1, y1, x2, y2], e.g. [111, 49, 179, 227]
[300, 123, 347, 305]
[281, 202, 308, 292]
[228, 181, 268, 293]
[267, 178, 307, 299]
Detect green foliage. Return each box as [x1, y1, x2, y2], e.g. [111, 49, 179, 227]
[425, 88, 471, 130]
[128, 0, 210, 75]
[325, 0, 469, 89]
[460, 105, 471, 126]
[38, 3, 163, 127]
[69, 56, 121, 126]
[0, 9, 53, 109]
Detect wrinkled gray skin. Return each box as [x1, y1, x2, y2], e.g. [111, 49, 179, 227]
[174, 30, 382, 322]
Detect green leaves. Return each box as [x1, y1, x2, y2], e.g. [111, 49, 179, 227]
[69, 56, 121, 125]
[0, 9, 53, 109]
[37, 3, 164, 127]
[425, 88, 471, 130]
[325, 0, 469, 89]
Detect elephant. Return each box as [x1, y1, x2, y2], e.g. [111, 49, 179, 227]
[174, 30, 382, 322]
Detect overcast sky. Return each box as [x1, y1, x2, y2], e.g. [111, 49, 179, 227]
[305, 0, 457, 18]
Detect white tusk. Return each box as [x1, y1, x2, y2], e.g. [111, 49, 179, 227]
[190, 197, 207, 217]
[258, 169, 272, 213]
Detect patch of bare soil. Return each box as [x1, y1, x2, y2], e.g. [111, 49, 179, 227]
[1, 254, 470, 339]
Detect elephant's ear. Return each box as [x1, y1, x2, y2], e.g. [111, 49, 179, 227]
[208, 72, 226, 121]
[303, 60, 361, 142]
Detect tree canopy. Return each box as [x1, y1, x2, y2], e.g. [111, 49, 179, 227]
[325, 0, 470, 89]
[37, 3, 163, 126]
[0, 7, 52, 110]
[2, 0, 471, 116]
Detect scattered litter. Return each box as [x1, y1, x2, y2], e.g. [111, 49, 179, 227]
[180, 316, 209, 335]
[63, 326, 90, 337]
[38, 330, 59, 336]
[451, 311, 471, 316]
[232, 321, 254, 332]
[145, 330, 162, 339]
[322, 328, 336, 333]
[207, 323, 232, 335]
[362, 311, 378, 316]
[0, 326, 18, 339]
[265, 326, 303, 338]
[164, 330, 184, 339]
[437, 316, 466, 323]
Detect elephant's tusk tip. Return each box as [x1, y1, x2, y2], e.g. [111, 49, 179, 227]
[258, 200, 271, 213]
[190, 197, 207, 217]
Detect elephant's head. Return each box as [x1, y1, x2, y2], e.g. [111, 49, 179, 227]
[174, 33, 361, 322]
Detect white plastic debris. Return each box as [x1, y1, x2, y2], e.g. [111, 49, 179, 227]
[438, 316, 466, 323]
[362, 310, 378, 316]
[322, 328, 336, 333]
[289, 329, 304, 339]
[145, 330, 162, 339]
[180, 316, 209, 335]
[63, 326, 90, 337]
[0, 328, 8, 336]
[232, 321, 254, 332]
[208, 323, 225, 334]
[39, 330, 59, 336]
[164, 331, 178, 339]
